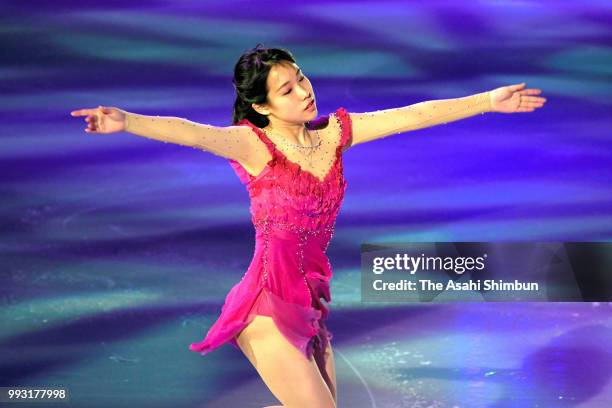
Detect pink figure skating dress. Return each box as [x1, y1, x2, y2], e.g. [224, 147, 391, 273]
[119, 91, 492, 361]
[188, 107, 352, 362]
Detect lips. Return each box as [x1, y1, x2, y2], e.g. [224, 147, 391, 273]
[304, 100, 314, 110]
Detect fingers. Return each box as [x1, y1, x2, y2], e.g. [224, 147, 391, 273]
[81, 112, 101, 133]
[519, 95, 546, 107]
[521, 95, 546, 103]
[516, 89, 546, 108]
[70, 106, 107, 117]
[520, 88, 543, 96]
[71, 106, 105, 133]
[511, 85, 546, 113]
[517, 100, 544, 112]
[509, 82, 526, 91]
[70, 108, 96, 117]
[85, 116, 97, 132]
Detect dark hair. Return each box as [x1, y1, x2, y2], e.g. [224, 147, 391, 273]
[231, 43, 297, 127]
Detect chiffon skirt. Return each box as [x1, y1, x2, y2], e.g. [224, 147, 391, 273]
[189, 224, 334, 362]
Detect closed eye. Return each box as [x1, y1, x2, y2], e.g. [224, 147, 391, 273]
[284, 75, 305, 95]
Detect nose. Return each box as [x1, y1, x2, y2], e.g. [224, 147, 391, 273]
[297, 84, 310, 98]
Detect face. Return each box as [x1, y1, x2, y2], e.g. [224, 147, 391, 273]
[252, 61, 317, 124]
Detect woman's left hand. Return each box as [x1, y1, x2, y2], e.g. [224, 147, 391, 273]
[489, 82, 547, 113]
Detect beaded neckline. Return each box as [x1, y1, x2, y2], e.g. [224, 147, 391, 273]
[238, 115, 344, 185]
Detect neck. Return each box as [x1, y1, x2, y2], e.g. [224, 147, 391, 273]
[264, 120, 311, 145]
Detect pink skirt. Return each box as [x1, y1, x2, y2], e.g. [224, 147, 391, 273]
[189, 224, 334, 361]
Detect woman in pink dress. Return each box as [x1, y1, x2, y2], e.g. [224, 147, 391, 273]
[70, 43, 546, 407]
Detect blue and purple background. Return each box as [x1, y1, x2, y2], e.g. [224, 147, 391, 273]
[1, 1, 611, 407]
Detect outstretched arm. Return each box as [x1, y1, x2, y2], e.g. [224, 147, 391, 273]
[70, 106, 252, 163]
[347, 83, 546, 148]
[122, 111, 252, 162]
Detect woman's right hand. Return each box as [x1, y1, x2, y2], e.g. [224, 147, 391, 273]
[70, 106, 127, 134]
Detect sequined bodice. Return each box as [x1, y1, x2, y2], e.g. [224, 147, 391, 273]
[228, 107, 352, 250]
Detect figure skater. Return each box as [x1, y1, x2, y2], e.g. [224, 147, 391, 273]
[70, 43, 546, 408]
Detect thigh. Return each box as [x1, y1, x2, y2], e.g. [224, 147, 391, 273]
[236, 315, 336, 408]
[322, 341, 337, 406]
